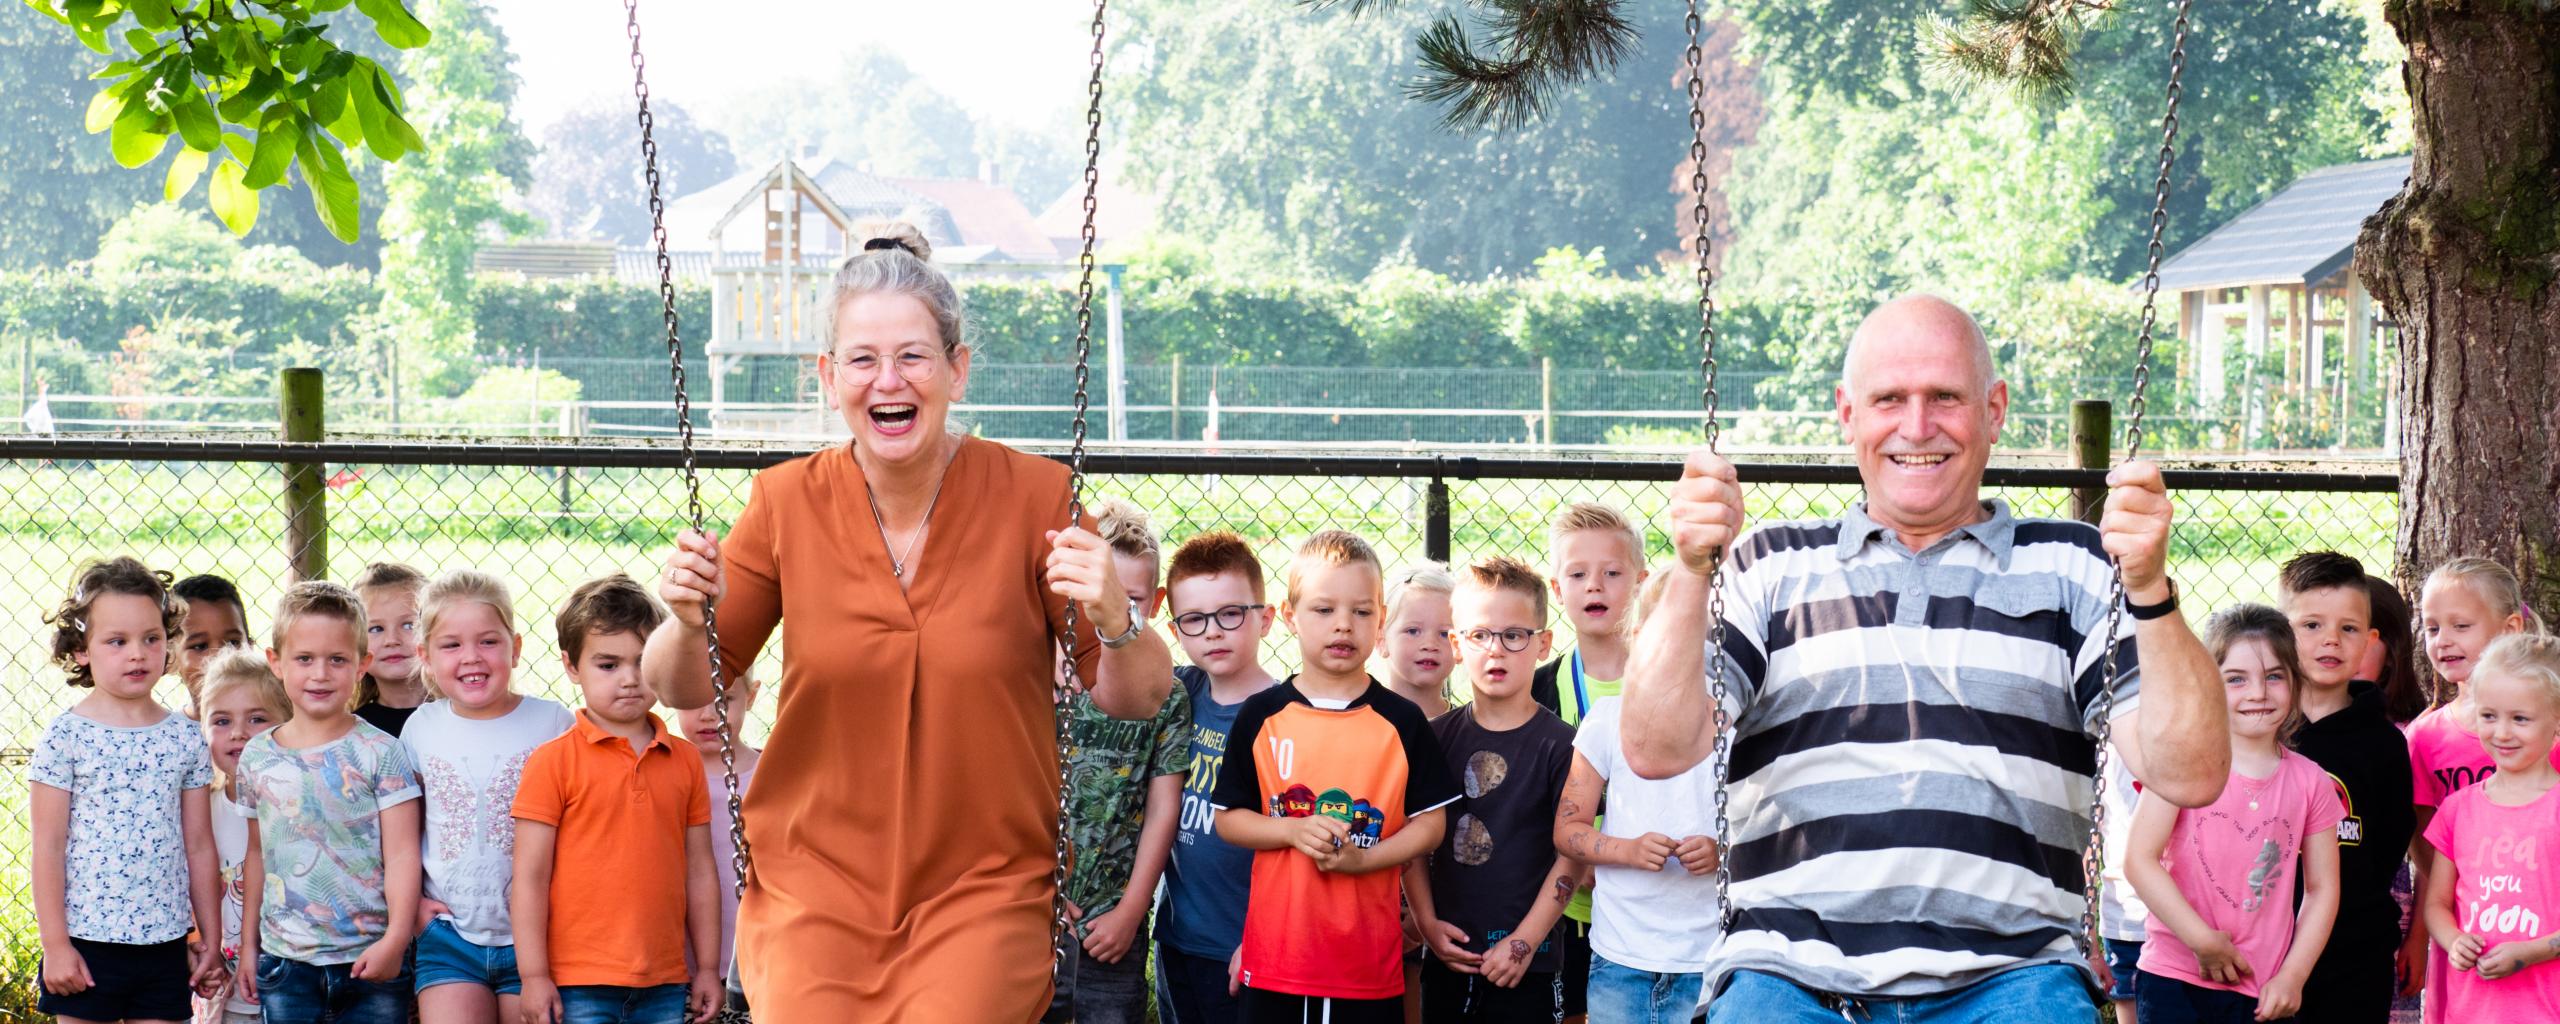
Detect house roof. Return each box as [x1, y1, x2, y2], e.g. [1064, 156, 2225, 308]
[655, 156, 1055, 262]
[1036, 160, 1160, 257]
[2154, 157, 2409, 293]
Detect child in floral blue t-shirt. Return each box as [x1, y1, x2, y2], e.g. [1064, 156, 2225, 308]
[237, 581, 423, 1024]
[30, 557, 225, 1023]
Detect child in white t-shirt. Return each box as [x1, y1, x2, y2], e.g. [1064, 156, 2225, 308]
[197, 648, 291, 1024]
[400, 571, 574, 1024]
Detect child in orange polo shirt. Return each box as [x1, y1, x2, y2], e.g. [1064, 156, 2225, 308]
[509, 576, 718, 1024]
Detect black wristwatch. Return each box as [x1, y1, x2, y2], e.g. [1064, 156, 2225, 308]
[2128, 579, 2180, 621]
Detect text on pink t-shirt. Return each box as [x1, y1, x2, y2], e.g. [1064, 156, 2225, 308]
[2408, 703, 2560, 809]
[2137, 751, 2346, 997]
[2422, 780, 2560, 1021]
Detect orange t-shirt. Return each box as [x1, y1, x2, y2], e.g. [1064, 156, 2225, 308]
[1210, 679, 1459, 999]
[512, 709, 710, 988]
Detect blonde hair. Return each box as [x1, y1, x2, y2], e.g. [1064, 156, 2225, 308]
[350, 561, 427, 710]
[2426, 557, 2548, 634]
[1091, 496, 1161, 564]
[417, 571, 517, 696]
[272, 581, 368, 657]
[2478, 634, 2560, 710]
[1284, 530, 1384, 609]
[1633, 565, 1673, 627]
[1385, 562, 1453, 625]
[827, 219, 965, 358]
[1550, 502, 1644, 567]
[1457, 556, 1548, 622]
[198, 648, 290, 787]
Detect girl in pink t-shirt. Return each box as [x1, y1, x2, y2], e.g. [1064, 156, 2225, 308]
[2407, 558, 2547, 1021]
[2421, 634, 2560, 1021]
[2132, 605, 2344, 1023]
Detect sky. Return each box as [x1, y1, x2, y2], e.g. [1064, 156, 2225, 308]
[487, 0, 1092, 136]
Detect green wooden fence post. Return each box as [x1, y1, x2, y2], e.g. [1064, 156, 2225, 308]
[2070, 399, 2112, 525]
[281, 368, 328, 582]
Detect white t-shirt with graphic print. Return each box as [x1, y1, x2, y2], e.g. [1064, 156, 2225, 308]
[400, 697, 574, 947]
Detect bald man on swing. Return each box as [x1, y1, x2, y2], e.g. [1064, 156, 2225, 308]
[1623, 295, 2231, 1022]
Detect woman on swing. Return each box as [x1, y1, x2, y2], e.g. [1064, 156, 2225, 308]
[644, 221, 1177, 1023]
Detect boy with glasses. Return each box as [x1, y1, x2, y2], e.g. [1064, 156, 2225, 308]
[1153, 529, 1282, 1022]
[1045, 498, 1195, 1024]
[1402, 557, 1584, 1022]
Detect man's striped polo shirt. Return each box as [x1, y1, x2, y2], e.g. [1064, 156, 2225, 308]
[1702, 499, 2140, 999]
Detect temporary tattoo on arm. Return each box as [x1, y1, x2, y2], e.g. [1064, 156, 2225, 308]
[1507, 939, 1530, 960]
[1551, 876, 1573, 905]
[1557, 798, 1582, 821]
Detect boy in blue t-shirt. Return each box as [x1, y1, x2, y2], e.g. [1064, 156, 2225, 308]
[1154, 531, 1283, 1022]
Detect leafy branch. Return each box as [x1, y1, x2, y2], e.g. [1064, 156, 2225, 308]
[26, 0, 433, 242]
[1926, 0, 2117, 97]
[1307, 0, 1638, 132]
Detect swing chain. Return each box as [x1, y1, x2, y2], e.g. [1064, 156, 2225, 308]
[1683, 0, 1735, 932]
[1053, 0, 1110, 991]
[624, 0, 750, 911]
[2082, 0, 2190, 961]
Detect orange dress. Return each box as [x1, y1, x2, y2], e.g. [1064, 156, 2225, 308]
[714, 437, 1096, 1022]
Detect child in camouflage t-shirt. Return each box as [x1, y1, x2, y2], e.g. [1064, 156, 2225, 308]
[1044, 499, 1195, 1024]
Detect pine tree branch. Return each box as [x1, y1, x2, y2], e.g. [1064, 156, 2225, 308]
[1307, 0, 1641, 132]
[1927, 0, 2117, 97]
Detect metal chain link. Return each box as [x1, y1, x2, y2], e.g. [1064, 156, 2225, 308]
[622, 0, 750, 914]
[2082, 0, 2190, 960]
[1053, 0, 1110, 993]
[1683, 0, 1736, 932]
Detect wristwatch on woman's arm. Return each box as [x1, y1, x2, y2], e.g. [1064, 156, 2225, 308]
[1097, 596, 1147, 649]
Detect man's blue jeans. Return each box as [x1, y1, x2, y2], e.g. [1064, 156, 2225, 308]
[1706, 964, 2096, 1023]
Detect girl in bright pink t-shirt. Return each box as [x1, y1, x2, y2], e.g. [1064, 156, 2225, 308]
[2422, 634, 2560, 1022]
[2407, 558, 2546, 1022]
[2132, 605, 2344, 1023]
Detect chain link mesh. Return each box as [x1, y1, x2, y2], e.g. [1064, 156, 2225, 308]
[0, 439, 2395, 1017]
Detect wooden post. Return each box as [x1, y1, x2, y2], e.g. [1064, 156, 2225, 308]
[1169, 353, 1183, 443]
[17, 331, 31, 421]
[280, 368, 328, 583]
[2070, 399, 2112, 525]
[1540, 357, 1556, 447]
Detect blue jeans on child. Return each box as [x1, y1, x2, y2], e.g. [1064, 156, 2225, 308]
[558, 983, 687, 1024]
[1706, 964, 2095, 1023]
[2135, 971, 2284, 1024]
[256, 953, 413, 1024]
[1587, 953, 1703, 1023]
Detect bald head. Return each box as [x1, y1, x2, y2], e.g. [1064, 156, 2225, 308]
[1841, 295, 1996, 394]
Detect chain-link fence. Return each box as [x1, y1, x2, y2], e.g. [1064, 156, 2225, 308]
[0, 436, 2397, 1017]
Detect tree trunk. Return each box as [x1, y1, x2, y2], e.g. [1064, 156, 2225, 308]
[2354, 0, 2560, 616]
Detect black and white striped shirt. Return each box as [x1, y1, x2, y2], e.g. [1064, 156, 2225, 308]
[1703, 500, 2138, 998]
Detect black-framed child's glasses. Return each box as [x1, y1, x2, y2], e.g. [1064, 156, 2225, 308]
[1449, 627, 1543, 652]
[1171, 603, 1268, 636]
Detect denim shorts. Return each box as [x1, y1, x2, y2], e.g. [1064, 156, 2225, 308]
[2104, 939, 2143, 1003]
[255, 953, 413, 1024]
[559, 982, 688, 1024]
[1587, 953, 1704, 1024]
[414, 917, 522, 995]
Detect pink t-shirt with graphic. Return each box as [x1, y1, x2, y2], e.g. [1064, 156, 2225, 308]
[2138, 751, 2346, 997]
[2408, 703, 2560, 808]
[2423, 781, 2560, 1021]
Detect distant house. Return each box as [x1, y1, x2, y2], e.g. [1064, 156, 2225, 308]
[2155, 157, 2408, 419]
[653, 156, 1060, 268]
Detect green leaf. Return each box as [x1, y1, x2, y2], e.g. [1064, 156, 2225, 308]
[90, 59, 139, 80]
[299, 135, 361, 242]
[220, 132, 253, 164]
[308, 71, 346, 125]
[171, 91, 221, 151]
[84, 88, 121, 133]
[313, 49, 355, 82]
[352, 72, 397, 159]
[244, 114, 297, 188]
[163, 144, 209, 200]
[127, 0, 176, 31]
[123, 28, 158, 55]
[208, 158, 259, 236]
[354, 0, 431, 49]
[217, 69, 277, 122]
[188, 42, 222, 77]
[109, 107, 172, 168]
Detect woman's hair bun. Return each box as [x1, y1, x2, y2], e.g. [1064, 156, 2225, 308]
[853, 218, 932, 262]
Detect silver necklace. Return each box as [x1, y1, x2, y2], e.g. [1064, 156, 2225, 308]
[867, 459, 952, 580]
